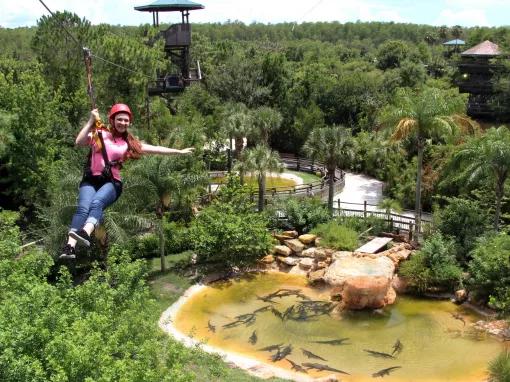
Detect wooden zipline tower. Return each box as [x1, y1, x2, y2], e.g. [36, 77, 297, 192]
[135, 0, 204, 96]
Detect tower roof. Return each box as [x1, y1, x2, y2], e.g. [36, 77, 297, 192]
[134, 0, 204, 13]
[443, 39, 465, 46]
[461, 40, 501, 56]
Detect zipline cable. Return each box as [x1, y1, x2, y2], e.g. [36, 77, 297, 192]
[37, 0, 153, 81]
[292, 0, 325, 31]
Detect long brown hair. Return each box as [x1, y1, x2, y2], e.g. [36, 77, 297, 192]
[111, 128, 143, 160]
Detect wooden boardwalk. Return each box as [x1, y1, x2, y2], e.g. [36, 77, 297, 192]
[355, 237, 393, 254]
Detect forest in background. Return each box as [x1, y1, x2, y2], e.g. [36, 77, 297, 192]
[3, 15, 510, 381]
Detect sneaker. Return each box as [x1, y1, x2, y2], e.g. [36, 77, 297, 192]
[69, 229, 91, 247]
[59, 244, 76, 260]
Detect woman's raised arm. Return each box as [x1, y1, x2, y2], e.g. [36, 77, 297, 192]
[140, 143, 194, 156]
[75, 109, 100, 146]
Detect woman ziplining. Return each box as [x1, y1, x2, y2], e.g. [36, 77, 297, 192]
[60, 104, 194, 259]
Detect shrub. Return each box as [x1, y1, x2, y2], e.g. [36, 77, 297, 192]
[336, 215, 391, 237]
[399, 233, 462, 292]
[435, 197, 491, 264]
[164, 221, 192, 254]
[188, 201, 272, 270]
[489, 351, 510, 382]
[468, 233, 510, 312]
[271, 197, 331, 234]
[311, 221, 358, 250]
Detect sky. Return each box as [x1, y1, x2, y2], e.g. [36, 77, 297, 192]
[2, 0, 510, 29]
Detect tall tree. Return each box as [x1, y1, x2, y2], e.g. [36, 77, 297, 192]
[250, 106, 282, 146]
[239, 145, 284, 212]
[303, 125, 354, 212]
[127, 155, 205, 271]
[449, 126, 510, 231]
[379, 87, 476, 235]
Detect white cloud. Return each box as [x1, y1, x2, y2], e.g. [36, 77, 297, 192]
[436, 8, 489, 27]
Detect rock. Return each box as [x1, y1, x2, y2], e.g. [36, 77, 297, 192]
[274, 233, 294, 243]
[274, 245, 292, 256]
[315, 237, 322, 247]
[260, 254, 274, 264]
[301, 247, 317, 258]
[289, 264, 309, 276]
[454, 289, 468, 304]
[330, 286, 343, 301]
[332, 251, 353, 260]
[308, 268, 326, 284]
[474, 320, 510, 339]
[316, 261, 328, 269]
[298, 233, 317, 245]
[278, 256, 300, 266]
[314, 248, 329, 261]
[341, 276, 394, 310]
[391, 275, 409, 294]
[282, 230, 298, 238]
[324, 255, 395, 287]
[284, 239, 305, 254]
[299, 257, 314, 270]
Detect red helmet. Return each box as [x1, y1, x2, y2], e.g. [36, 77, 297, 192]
[108, 103, 132, 122]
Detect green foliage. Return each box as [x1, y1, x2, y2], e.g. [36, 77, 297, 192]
[269, 197, 331, 234]
[188, 200, 272, 270]
[0, 214, 194, 382]
[336, 215, 391, 237]
[164, 221, 192, 255]
[400, 233, 462, 292]
[311, 221, 359, 251]
[468, 233, 510, 312]
[376, 40, 412, 70]
[489, 351, 510, 382]
[434, 197, 491, 263]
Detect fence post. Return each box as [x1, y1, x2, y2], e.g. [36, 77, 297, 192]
[337, 199, 341, 210]
[408, 223, 413, 242]
[363, 201, 367, 219]
[311, 159, 315, 173]
[390, 218, 394, 231]
[297, 156, 300, 171]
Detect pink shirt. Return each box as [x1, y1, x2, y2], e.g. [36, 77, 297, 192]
[88, 130, 128, 181]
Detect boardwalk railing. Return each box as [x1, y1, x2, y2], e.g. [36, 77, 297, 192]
[333, 200, 432, 235]
[208, 153, 345, 202]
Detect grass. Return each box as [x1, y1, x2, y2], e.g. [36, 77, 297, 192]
[146, 253, 289, 382]
[286, 169, 322, 184]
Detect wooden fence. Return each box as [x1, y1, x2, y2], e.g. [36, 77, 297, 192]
[333, 200, 432, 235]
[208, 153, 345, 202]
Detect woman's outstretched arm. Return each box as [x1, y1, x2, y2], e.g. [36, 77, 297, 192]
[76, 109, 99, 146]
[141, 143, 194, 155]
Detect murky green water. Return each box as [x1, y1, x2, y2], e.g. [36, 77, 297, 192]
[174, 272, 505, 381]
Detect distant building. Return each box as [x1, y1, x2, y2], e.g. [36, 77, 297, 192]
[443, 39, 465, 52]
[457, 40, 503, 119]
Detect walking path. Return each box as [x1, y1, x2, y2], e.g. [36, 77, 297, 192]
[334, 171, 384, 208]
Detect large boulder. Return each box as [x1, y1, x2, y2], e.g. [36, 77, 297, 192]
[298, 234, 317, 245]
[341, 276, 395, 310]
[323, 255, 395, 287]
[284, 239, 305, 254]
[274, 245, 292, 256]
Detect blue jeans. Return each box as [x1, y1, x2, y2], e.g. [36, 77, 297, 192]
[69, 178, 122, 232]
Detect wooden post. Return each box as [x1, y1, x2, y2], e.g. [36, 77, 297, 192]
[297, 156, 300, 171]
[364, 201, 367, 219]
[337, 199, 341, 210]
[408, 223, 413, 241]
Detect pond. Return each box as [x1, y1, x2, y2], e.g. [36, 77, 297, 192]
[170, 272, 504, 382]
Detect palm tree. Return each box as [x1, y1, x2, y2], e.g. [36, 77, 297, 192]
[379, 87, 477, 236]
[238, 145, 284, 211]
[250, 106, 282, 146]
[221, 103, 252, 171]
[450, 126, 510, 231]
[303, 125, 355, 213]
[128, 155, 206, 271]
